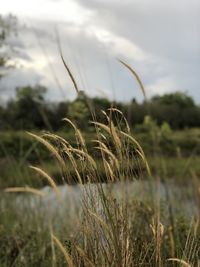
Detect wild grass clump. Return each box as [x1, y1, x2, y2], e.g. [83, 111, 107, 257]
[4, 108, 199, 267]
[3, 60, 200, 266]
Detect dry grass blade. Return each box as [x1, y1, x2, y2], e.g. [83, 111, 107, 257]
[62, 148, 83, 183]
[136, 148, 151, 176]
[118, 59, 147, 100]
[91, 121, 111, 134]
[92, 139, 108, 150]
[101, 110, 110, 123]
[69, 148, 97, 170]
[52, 234, 74, 267]
[95, 146, 120, 170]
[75, 245, 95, 267]
[109, 121, 122, 152]
[167, 258, 192, 267]
[50, 225, 56, 266]
[63, 148, 78, 168]
[4, 186, 45, 197]
[120, 130, 146, 157]
[30, 166, 61, 200]
[101, 111, 122, 151]
[190, 170, 200, 214]
[60, 53, 79, 95]
[62, 118, 86, 149]
[104, 160, 115, 181]
[107, 107, 123, 115]
[56, 32, 79, 95]
[27, 132, 66, 169]
[120, 130, 151, 175]
[108, 107, 130, 132]
[88, 210, 113, 240]
[91, 121, 122, 158]
[43, 133, 71, 147]
[88, 210, 122, 263]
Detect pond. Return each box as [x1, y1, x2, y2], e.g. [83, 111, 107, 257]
[4, 180, 198, 221]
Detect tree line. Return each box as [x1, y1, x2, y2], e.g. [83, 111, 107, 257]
[1, 15, 199, 131]
[0, 85, 199, 131]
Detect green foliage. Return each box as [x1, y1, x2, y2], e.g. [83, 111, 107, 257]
[2, 85, 50, 130]
[152, 91, 195, 108]
[143, 115, 158, 132]
[0, 89, 200, 130]
[150, 92, 200, 128]
[16, 85, 46, 102]
[0, 105, 199, 266]
[161, 121, 172, 138]
[68, 99, 89, 129]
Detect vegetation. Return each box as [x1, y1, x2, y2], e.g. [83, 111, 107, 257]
[0, 85, 200, 131]
[0, 59, 200, 267]
[0, 24, 199, 266]
[1, 108, 199, 266]
[1, 126, 200, 189]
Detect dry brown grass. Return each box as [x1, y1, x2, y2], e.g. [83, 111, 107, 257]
[4, 59, 199, 267]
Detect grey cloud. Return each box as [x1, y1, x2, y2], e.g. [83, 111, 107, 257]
[0, 68, 43, 101]
[1, 0, 199, 103]
[76, 0, 200, 60]
[74, 0, 200, 101]
[1, 19, 146, 102]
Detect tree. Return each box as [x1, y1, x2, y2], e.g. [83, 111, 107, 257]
[53, 101, 70, 130]
[0, 14, 18, 79]
[150, 92, 199, 128]
[4, 85, 48, 129]
[152, 92, 195, 108]
[68, 96, 90, 129]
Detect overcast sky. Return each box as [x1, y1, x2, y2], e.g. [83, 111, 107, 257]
[1, 0, 200, 103]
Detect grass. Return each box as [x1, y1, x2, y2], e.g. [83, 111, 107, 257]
[1, 155, 200, 189]
[1, 111, 199, 266]
[1, 127, 200, 159]
[0, 61, 200, 266]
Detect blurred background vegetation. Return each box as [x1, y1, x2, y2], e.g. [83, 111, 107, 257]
[0, 14, 200, 188]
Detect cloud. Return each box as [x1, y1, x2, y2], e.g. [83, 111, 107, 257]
[0, 68, 43, 101]
[0, 0, 199, 103]
[75, 0, 200, 100]
[1, 19, 150, 102]
[147, 77, 177, 96]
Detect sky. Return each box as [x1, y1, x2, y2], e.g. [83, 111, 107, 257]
[0, 0, 200, 103]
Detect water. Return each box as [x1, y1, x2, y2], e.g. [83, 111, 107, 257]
[8, 180, 198, 220]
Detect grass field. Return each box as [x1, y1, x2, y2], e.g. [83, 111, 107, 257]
[1, 128, 200, 188]
[0, 113, 200, 266]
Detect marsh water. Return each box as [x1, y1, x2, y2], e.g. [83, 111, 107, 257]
[3, 180, 198, 222]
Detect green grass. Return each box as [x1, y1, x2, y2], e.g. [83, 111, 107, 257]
[1, 127, 200, 189]
[1, 155, 200, 188]
[0, 127, 200, 159]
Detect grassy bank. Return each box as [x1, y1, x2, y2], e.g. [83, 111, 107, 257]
[1, 128, 200, 188]
[1, 127, 200, 159]
[1, 156, 200, 188]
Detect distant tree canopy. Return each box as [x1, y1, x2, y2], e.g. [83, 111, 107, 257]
[0, 86, 199, 131]
[152, 92, 195, 108]
[148, 92, 199, 128]
[3, 85, 49, 129]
